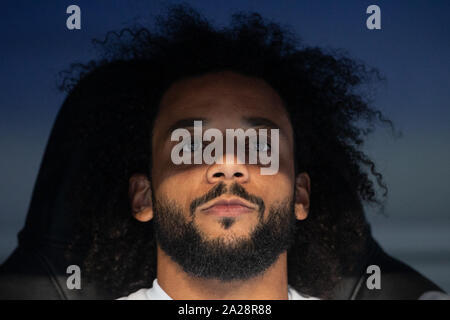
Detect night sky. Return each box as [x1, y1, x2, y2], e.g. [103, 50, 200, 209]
[1, 1, 449, 291]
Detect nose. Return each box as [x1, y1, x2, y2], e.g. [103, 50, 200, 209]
[206, 160, 249, 184]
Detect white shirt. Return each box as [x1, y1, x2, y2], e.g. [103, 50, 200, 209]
[118, 279, 319, 300]
[418, 291, 450, 300]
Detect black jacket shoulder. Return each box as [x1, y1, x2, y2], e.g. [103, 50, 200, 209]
[331, 239, 444, 300]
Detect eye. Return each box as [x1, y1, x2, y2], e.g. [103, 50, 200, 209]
[182, 141, 201, 152]
[251, 141, 271, 152]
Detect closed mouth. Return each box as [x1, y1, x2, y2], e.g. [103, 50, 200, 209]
[200, 197, 257, 217]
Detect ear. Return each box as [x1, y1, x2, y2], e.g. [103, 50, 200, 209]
[129, 173, 153, 222]
[294, 172, 311, 220]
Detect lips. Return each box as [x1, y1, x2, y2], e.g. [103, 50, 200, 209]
[200, 197, 256, 217]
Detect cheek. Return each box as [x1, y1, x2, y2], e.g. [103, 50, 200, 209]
[247, 166, 294, 205]
[248, 147, 295, 202]
[152, 166, 209, 211]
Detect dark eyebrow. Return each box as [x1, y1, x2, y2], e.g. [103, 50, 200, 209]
[166, 118, 208, 136]
[243, 117, 280, 129]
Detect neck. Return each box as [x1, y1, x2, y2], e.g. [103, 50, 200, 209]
[156, 246, 289, 300]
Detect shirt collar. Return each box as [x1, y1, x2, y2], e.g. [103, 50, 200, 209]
[145, 278, 317, 300]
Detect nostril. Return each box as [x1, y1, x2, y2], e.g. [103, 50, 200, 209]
[213, 172, 225, 178]
[208, 169, 248, 181]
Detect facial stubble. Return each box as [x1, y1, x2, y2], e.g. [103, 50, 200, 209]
[152, 182, 297, 281]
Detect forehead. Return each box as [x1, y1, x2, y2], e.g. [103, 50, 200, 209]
[155, 72, 292, 134]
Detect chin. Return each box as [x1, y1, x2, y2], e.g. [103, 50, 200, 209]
[201, 226, 253, 243]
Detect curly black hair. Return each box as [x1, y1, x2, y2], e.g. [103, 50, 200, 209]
[62, 4, 393, 298]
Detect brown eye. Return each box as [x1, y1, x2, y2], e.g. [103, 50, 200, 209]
[182, 141, 201, 152]
[251, 141, 271, 152]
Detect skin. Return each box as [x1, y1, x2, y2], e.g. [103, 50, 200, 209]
[129, 71, 311, 299]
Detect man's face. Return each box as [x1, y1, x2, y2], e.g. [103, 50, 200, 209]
[151, 71, 296, 242]
[133, 71, 308, 280]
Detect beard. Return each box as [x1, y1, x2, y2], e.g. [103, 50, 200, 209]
[152, 182, 297, 281]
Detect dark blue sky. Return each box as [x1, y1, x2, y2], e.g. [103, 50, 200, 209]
[0, 0, 449, 289]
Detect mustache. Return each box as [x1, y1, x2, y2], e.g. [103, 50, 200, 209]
[189, 182, 265, 217]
